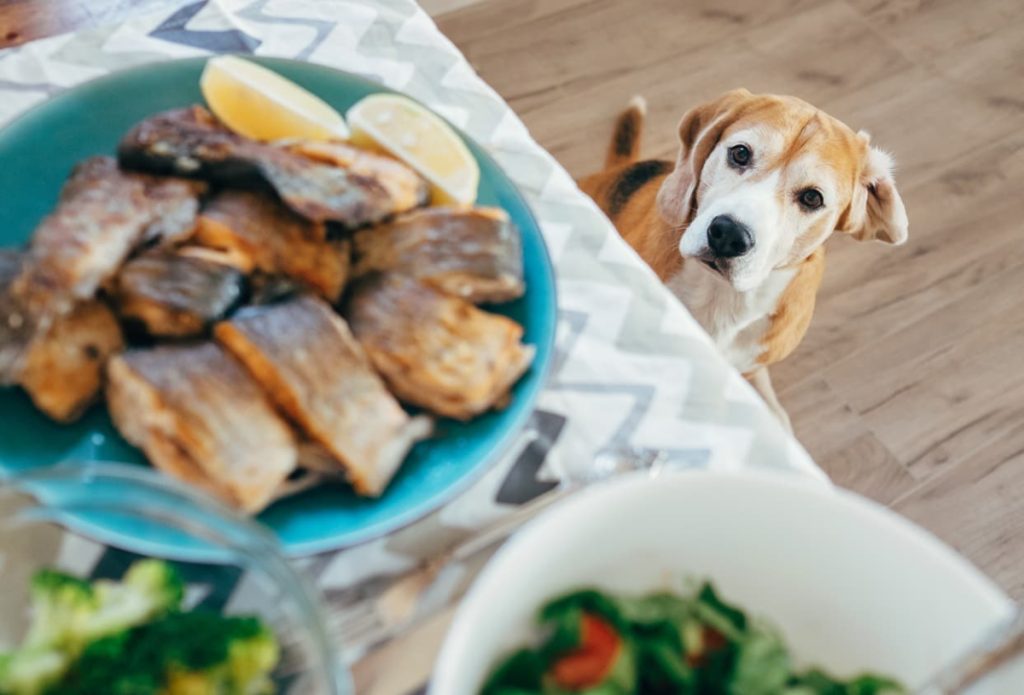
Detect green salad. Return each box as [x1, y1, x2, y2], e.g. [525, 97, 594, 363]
[482, 582, 904, 695]
[0, 560, 278, 695]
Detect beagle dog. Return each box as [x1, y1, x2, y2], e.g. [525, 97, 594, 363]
[580, 89, 908, 429]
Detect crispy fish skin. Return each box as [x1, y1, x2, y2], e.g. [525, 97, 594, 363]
[347, 274, 534, 421]
[291, 141, 428, 218]
[2, 249, 123, 421]
[0, 158, 205, 381]
[215, 295, 432, 496]
[106, 343, 298, 514]
[195, 191, 350, 301]
[119, 107, 421, 229]
[19, 300, 124, 422]
[352, 207, 525, 304]
[15, 157, 205, 316]
[114, 248, 246, 338]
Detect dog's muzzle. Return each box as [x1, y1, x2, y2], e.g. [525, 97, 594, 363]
[707, 215, 754, 258]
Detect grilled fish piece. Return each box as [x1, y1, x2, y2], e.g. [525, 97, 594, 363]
[2, 249, 124, 422]
[195, 191, 350, 301]
[347, 274, 534, 420]
[0, 157, 205, 381]
[215, 295, 432, 496]
[106, 343, 298, 514]
[119, 107, 425, 229]
[114, 248, 245, 338]
[352, 207, 525, 304]
[20, 300, 124, 423]
[16, 157, 205, 317]
[291, 141, 428, 221]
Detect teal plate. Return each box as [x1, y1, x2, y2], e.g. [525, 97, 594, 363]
[0, 57, 556, 561]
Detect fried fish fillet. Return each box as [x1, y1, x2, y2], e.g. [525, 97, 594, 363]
[20, 300, 124, 423]
[215, 295, 432, 496]
[114, 248, 246, 338]
[119, 107, 426, 229]
[14, 157, 205, 318]
[352, 207, 525, 304]
[0, 158, 204, 381]
[195, 191, 350, 301]
[347, 274, 534, 420]
[291, 141, 428, 220]
[106, 343, 298, 514]
[2, 249, 124, 422]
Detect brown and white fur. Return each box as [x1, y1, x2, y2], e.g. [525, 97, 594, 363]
[580, 89, 909, 429]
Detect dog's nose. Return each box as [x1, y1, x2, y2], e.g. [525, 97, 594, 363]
[707, 215, 754, 258]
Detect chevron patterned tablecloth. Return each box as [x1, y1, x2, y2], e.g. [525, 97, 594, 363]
[0, 0, 827, 692]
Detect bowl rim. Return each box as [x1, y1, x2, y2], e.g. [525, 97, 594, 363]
[432, 468, 1013, 692]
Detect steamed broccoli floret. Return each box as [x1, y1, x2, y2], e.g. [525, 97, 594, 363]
[23, 571, 97, 651]
[50, 612, 279, 695]
[5, 562, 275, 695]
[0, 648, 68, 695]
[80, 559, 184, 643]
[24, 560, 183, 656]
[1, 561, 185, 695]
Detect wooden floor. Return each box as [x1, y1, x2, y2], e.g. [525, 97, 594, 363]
[424, 0, 1024, 599]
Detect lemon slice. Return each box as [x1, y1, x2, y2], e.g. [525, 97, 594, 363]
[200, 55, 349, 142]
[347, 94, 479, 206]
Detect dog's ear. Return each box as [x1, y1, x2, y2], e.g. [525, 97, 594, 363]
[842, 134, 909, 245]
[657, 88, 751, 227]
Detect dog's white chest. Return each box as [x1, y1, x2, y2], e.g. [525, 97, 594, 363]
[666, 264, 796, 374]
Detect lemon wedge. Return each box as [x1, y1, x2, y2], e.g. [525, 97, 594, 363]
[347, 94, 479, 206]
[200, 55, 349, 142]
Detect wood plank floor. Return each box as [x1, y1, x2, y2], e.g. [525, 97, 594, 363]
[424, 0, 1024, 599]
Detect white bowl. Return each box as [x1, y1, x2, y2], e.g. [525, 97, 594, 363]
[432, 471, 1014, 694]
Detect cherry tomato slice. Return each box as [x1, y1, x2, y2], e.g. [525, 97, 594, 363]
[550, 613, 622, 690]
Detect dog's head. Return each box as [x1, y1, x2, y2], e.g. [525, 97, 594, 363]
[657, 88, 908, 292]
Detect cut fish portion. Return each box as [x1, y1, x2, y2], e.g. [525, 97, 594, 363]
[20, 300, 124, 423]
[195, 191, 350, 301]
[352, 207, 524, 304]
[106, 343, 297, 513]
[2, 249, 124, 422]
[1, 160, 203, 379]
[291, 141, 428, 221]
[215, 295, 432, 496]
[114, 248, 246, 338]
[15, 157, 205, 318]
[347, 274, 534, 420]
[119, 107, 426, 228]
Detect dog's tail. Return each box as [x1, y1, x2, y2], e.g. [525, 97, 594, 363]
[605, 95, 647, 168]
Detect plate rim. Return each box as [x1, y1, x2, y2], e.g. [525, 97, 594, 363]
[0, 55, 559, 561]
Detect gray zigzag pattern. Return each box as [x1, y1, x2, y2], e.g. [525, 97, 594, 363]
[0, 79, 59, 95]
[235, 0, 336, 60]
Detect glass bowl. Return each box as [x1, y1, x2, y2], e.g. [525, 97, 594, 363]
[0, 461, 352, 694]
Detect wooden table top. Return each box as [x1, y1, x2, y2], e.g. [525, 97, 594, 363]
[0, 0, 142, 49]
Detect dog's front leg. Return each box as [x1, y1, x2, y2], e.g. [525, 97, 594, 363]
[746, 366, 792, 433]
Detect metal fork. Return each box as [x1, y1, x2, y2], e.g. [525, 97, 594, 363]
[302, 447, 680, 666]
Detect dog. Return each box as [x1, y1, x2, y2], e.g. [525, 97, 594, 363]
[580, 89, 908, 429]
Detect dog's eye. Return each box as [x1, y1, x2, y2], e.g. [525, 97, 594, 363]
[798, 188, 824, 211]
[727, 144, 752, 168]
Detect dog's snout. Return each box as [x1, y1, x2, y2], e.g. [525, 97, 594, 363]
[707, 215, 754, 258]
